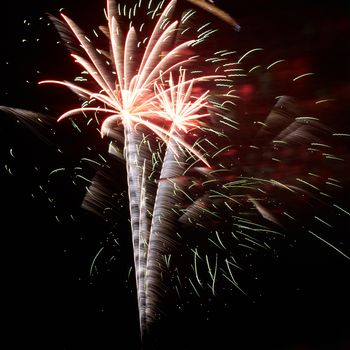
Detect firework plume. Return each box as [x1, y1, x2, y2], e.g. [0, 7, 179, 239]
[38, 0, 233, 336]
[1, 0, 349, 348]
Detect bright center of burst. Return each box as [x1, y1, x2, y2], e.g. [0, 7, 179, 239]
[121, 110, 133, 127]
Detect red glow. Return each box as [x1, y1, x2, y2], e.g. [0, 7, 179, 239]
[239, 83, 254, 98]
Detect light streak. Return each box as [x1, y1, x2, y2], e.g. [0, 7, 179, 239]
[309, 231, 350, 260]
[314, 216, 333, 228]
[237, 48, 264, 64]
[266, 59, 286, 70]
[186, 0, 240, 30]
[292, 72, 315, 81]
[90, 246, 105, 276]
[333, 204, 350, 216]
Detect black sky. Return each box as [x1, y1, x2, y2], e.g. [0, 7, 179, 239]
[1, 1, 350, 349]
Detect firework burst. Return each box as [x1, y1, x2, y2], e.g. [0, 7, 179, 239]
[1, 0, 350, 348]
[38, 0, 234, 336]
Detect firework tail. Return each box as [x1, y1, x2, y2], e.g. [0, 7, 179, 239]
[145, 130, 187, 329]
[123, 122, 165, 338]
[44, 0, 182, 337]
[186, 0, 240, 30]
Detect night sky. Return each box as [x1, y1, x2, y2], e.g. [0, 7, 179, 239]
[1, 1, 350, 349]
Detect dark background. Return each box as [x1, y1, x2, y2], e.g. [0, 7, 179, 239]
[1, 1, 350, 349]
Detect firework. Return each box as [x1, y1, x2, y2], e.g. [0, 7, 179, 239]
[39, 0, 232, 336]
[1, 0, 349, 348]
